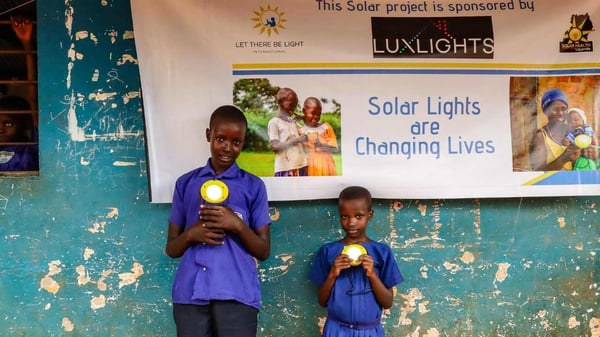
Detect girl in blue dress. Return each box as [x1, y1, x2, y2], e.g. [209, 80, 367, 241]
[309, 186, 403, 337]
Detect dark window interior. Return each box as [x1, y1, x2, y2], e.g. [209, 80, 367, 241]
[0, 0, 38, 175]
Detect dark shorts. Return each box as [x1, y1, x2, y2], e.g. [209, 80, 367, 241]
[173, 301, 258, 337]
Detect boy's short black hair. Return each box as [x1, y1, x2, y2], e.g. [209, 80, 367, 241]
[209, 105, 247, 130]
[303, 96, 321, 108]
[339, 186, 373, 210]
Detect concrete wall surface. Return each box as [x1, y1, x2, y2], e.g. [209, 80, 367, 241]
[0, 1, 597, 336]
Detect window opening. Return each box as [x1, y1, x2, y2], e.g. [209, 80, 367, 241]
[0, 0, 38, 175]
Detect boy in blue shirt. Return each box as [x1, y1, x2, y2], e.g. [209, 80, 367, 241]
[166, 105, 271, 337]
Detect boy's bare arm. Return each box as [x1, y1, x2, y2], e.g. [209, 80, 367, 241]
[165, 222, 188, 258]
[238, 224, 271, 261]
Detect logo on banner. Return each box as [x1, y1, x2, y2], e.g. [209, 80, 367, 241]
[559, 14, 594, 53]
[371, 17, 494, 59]
[252, 4, 287, 36]
[235, 5, 304, 52]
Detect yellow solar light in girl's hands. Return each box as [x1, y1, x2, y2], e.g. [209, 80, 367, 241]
[342, 244, 367, 266]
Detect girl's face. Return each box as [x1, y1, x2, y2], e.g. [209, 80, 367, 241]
[303, 102, 322, 127]
[543, 101, 568, 125]
[0, 115, 18, 142]
[568, 111, 584, 128]
[279, 92, 299, 114]
[338, 198, 373, 242]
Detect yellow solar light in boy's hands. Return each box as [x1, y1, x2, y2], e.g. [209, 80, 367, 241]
[342, 244, 367, 266]
[200, 180, 229, 204]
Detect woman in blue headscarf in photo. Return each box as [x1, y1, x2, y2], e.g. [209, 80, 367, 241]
[529, 88, 580, 171]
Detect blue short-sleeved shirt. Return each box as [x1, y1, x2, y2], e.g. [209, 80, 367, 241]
[169, 160, 271, 309]
[0, 145, 39, 171]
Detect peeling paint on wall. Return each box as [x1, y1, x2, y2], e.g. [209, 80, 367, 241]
[398, 288, 425, 326]
[61, 317, 74, 332]
[494, 262, 510, 284]
[75, 265, 91, 285]
[83, 247, 94, 260]
[591, 317, 600, 337]
[118, 262, 144, 288]
[116, 54, 137, 65]
[40, 260, 64, 295]
[90, 294, 106, 310]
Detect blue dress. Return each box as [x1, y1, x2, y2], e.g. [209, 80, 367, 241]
[309, 240, 404, 337]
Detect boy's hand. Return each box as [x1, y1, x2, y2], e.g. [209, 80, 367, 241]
[582, 145, 596, 159]
[186, 220, 225, 246]
[199, 204, 245, 234]
[10, 16, 33, 48]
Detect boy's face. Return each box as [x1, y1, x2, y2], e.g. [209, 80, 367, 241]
[205, 118, 246, 175]
[303, 102, 322, 127]
[338, 198, 373, 242]
[0, 115, 18, 142]
[568, 111, 584, 128]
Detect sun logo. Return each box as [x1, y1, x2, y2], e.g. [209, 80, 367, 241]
[252, 5, 286, 36]
[562, 14, 594, 43]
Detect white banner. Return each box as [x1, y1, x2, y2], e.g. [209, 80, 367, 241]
[131, 0, 600, 202]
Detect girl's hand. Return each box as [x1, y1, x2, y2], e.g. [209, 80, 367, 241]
[296, 134, 308, 144]
[330, 254, 352, 277]
[360, 254, 376, 277]
[292, 113, 304, 122]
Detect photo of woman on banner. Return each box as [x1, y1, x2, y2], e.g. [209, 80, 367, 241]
[529, 88, 581, 171]
[267, 87, 308, 177]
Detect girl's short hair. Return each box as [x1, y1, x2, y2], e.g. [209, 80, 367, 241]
[276, 88, 297, 104]
[339, 186, 373, 210]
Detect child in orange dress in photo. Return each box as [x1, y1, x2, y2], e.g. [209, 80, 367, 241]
[300, 97, 339, 176]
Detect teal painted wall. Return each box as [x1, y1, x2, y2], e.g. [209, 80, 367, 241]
[0, 1, 598, 336]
